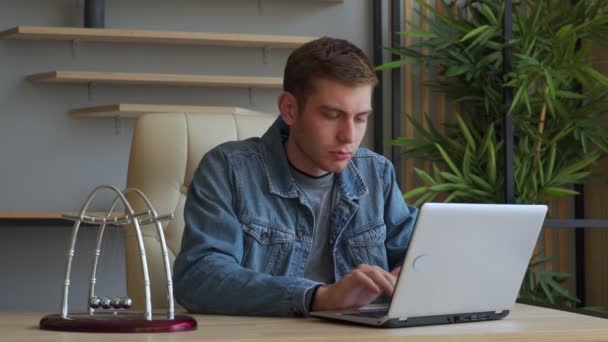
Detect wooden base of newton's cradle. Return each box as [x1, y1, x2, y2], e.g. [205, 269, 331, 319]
[39, 312, 197, 333]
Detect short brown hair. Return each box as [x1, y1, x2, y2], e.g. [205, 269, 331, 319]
[283, 37, 378, 108]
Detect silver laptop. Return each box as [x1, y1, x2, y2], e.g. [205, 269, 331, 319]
[311, 202, 547, 328]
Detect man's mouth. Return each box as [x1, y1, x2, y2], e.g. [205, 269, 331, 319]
[331, 151, 352, 160]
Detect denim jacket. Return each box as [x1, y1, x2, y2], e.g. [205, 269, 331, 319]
[173, 117, 418, 317]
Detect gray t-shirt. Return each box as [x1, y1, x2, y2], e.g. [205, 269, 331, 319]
[290, 166, 337, 284]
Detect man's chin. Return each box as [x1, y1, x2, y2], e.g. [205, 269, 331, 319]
[324, 161, 350, 173]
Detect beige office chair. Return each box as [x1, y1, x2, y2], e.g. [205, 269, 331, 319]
[124, 109, 276, 310]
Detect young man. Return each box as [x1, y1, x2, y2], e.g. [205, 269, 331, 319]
[173, 37, 418, 316]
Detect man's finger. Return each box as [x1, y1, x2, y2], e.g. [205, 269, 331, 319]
[362, 267, 395, 297]
[382, 269, 397, 290]
[350, 270, 382, 295]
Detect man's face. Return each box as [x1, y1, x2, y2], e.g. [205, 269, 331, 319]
[279, 78, 373, 177]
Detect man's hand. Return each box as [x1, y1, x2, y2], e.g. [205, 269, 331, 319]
[312, 264, 398, 311]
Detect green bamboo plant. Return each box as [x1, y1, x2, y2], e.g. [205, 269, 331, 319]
[379, 0, 608, 305]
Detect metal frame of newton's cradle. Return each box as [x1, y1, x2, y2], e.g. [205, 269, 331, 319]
[39, 185, 197, 333]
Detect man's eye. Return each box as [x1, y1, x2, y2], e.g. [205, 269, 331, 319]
[323, 112, 340, 119]
[356, 116, 368, 123]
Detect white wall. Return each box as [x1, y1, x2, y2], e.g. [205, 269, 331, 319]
[0, 0, 373, 311]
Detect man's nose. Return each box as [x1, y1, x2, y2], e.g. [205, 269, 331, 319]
[337, 119, 354, 143]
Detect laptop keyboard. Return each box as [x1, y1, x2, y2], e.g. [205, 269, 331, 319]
[342, 309, 388, 318]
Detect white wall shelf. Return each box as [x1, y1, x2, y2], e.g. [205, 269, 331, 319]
[27, 71, 283, 89]
[0, 26, 317, 49]
[69, 104, 272, 118]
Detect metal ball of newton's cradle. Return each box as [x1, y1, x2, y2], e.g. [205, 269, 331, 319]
[120, 297, 133, 309]
[89, 296, 132, 310]
[110, 297, 122, 309]
[100, 297, 112, 310]
[89, 296, 101, 309]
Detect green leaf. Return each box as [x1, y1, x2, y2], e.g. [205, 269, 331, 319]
[477, 51, 501, 67]
[539, 277, 555, 304]
[470, 174, 494, 192]
[479, 124, 495, 156]
[527, 270, 536, 293]
[555, 24, 573, 38]
[582, 65, 608, 87]
[544, 93, 555, 119]
[444, 192, 458, 203]
[388, 137, 428, 148]
[487, 140, 497, 184]
[444, 49, 470, 64]
[406, 114, 435, 141]
[445, 65, 469, 77]
[509, 85, 525, 114]
[555, 90, 585, 100]
[462, 147, 472, 180]
[583, 306, 608, 313]
[429, 183, 470, 192]
[543, 69, 556, 98]
[397, 30, 438, 39]
[404, 186, 429, 200]
[435, 144, 463, 178]
[544, 187, 580, 197]
[546, 143, 557, 182]
[543, 271, 573, 280]
[531, 171, 539, 196]
[522, 89, 533, 116]
[439, 172, 464, 184]
[459, 25, 490, 43]
[467, 189, 496, 200]
[466, 26, 497, 51]
[546, 278, 579, 302]
[530, 255, 553, 267]
[456, 115, 476, 152]
[376, 57, 417, 71]
[514, 53, 540, 65]
[559, 171, 592, 183]
[413, 191, 437, 207]
[414, 168, 437, 185]
[555, 151, 601, 180]
[481, 3, 498, 25]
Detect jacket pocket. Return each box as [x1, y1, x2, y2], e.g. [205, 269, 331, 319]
[344, 223, 388, 269]
[241, 219, 295, 275]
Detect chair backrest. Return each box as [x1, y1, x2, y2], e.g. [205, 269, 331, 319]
[124, 111, 276, 310]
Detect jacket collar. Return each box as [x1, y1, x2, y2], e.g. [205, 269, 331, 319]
[260, 117, 368, 200]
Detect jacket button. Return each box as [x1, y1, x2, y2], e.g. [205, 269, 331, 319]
[261, 232, 269, 240]
[297, 229, 304, 238]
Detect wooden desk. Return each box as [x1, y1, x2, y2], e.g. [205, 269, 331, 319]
[2, 304, 607, 341]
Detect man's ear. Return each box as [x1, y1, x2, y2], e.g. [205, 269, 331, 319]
[278, 92, 298, 125]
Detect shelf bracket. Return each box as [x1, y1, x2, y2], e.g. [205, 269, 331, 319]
[258, 0, 264, 15]
[113, 116, 122, 135]
[71, 39, 80, 58]
[262, 47, 271, 65]
[248, 88, 254, 106]
[87, 82, 94, 101]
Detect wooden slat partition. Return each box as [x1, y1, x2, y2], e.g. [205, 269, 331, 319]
[399, 0, 583, 300]
[584, 43, 608, 307]
[403, 0, 415, 192]
[401, 1, 456, 194]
